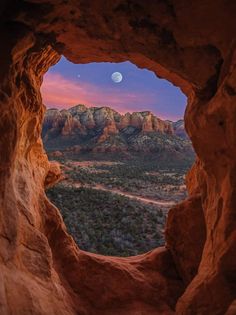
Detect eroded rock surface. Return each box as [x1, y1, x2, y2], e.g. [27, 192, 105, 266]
[0, 1, 236, 314]
[43, 105, 173, 137]
[42, 105, 192, 156]
[165, 195, 206, 285]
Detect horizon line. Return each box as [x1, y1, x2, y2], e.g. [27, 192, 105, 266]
[46, 103, 183, 122]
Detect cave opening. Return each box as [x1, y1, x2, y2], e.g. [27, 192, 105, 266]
[1, 1, 235, 313]
[41, 56, 194, 257]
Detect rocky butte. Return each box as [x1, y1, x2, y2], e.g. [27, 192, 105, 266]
[43, 104, 174, 137]
[42, 105, 192, 158]
[0, 1, 236, 315]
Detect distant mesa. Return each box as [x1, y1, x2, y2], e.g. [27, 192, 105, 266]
[172, 120, 188, 140]
[42, 104, 193, 160]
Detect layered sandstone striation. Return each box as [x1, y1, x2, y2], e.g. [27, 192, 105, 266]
[0, 1, 236, 315]
[172, 120, 188, 140]
[42, 105, 192, 156]
[43, 105, 174, 137]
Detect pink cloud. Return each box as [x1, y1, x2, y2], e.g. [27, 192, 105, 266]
[40, 72, 162, 116]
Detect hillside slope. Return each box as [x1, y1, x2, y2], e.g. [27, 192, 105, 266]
[42, 105, 193, 161]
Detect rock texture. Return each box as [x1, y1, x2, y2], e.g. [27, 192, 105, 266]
[44, 161, 64, 189]
[0, 1, 236, 315]
[172, 120, 188, 140]
[43, 105, 173, 137]
[165, 195, 206, 285]
[42, 105, 192, 158]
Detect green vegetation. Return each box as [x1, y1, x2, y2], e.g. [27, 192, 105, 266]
[47, 185, 165, 256]
[57, 152, 190, 202]
[46, 152, 193, 256]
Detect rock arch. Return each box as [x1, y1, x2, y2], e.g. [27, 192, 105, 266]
[0, 1, 236, 314]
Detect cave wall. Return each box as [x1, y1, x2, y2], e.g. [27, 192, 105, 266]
[0, 1, 236, 314]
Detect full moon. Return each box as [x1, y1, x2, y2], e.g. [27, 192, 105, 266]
[111, 72, 123, 83]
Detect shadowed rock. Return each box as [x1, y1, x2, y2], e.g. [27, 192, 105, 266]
[0, 1, 236, 314]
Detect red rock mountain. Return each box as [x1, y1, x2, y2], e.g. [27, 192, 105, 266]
[43, 104, 173, 136]
[42, 105, 191, 157]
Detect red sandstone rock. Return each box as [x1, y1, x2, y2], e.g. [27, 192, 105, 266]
[43, 105, 173, 138]
[67, 145, 81, 153]
[43, 105, 186, 155]
[165, 195, 206, 285]
[226, 300, 236, 315]
[44, 161, 64, 189]
[0, 1, 236, 314]
[97, 119, 119, 143]
[49, 150, 63, 157]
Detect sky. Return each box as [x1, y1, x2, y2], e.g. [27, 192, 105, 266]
[41, 56, 187, 120]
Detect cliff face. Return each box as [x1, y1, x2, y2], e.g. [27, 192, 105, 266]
[0, 1, 236, 315]
[43, 105, 174, 137]
[42, 105, 192, 156]
[172, 120, 188, 140]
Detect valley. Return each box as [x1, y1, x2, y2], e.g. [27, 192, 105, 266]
[44, 104, 194, 256]
[46, 151, 193, 256]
